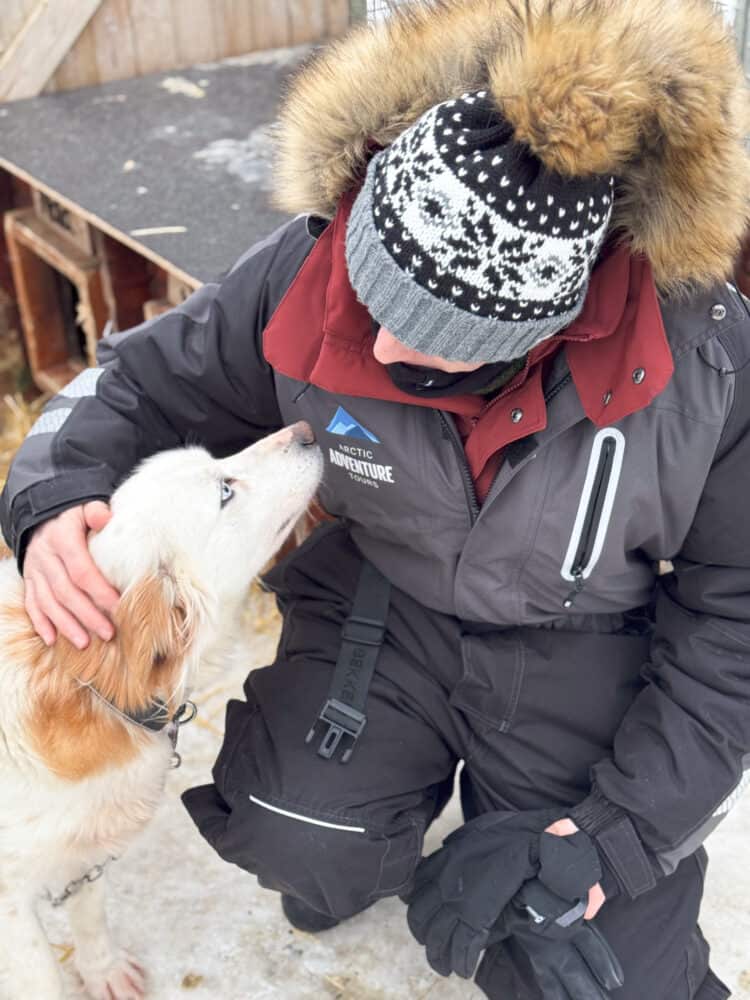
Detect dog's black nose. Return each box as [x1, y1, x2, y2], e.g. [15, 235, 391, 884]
[289, 421, 316, 446]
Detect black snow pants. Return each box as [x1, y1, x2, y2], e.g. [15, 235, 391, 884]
[183, 523, 730, 1000]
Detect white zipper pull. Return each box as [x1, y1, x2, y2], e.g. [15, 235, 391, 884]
[563, 568, 585, 609]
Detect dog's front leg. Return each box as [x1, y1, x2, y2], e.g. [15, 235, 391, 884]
[0, 894, 66, 999]
[66, 874, 147, 1000]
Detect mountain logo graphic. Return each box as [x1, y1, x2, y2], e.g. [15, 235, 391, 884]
[326, 406, 380, 443]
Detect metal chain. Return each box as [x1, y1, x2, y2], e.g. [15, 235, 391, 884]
[43, 700, 197, 906]
[46, 857, 116, 908]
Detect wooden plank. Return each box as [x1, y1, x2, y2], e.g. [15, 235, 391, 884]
[287, 0, 326, 44]
[48, 13, 101, 93]
[210, 1, 231, 61]
[96, 231, 155, 331]
[6, 209, 110, 385]
[0, 0, 105, 101]
[142, 298, 172, 320]
[251, 0, 291, 49]
[32, 189, 95, 255]
[0, 170, 17, 298]
[78, 266, 109, 365]
[325, 0, 351, 35]
[0, 0, 34, 55]
[218, 0, 255, 57]
[8, 175, 33, 211]
[89, 0, 138, 84]
[170, 0, 220, 65]
[166, 272, 193, 305]
[129, 0, 178, 76]
[10, 211, 109, 366]
[5, 211, 75, 385]
[9, 211, 100, 283]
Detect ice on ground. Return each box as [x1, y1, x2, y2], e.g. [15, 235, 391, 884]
[193, 127, 275, 189]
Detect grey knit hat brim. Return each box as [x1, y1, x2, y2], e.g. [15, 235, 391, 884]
[345, 152, 589, 365]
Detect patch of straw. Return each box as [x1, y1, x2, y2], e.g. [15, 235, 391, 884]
[0, 393, 49, 559]
[0, 392, 47, 487]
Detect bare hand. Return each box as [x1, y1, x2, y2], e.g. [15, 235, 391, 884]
[545, 818, 606, 919]
[23, 501, 120, 649]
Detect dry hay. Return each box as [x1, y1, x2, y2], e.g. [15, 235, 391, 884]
[0, 292, 25, 395]
[0, 332, 24, 397]
[0, 392, 46, 484]
[0, 392, 47, 560]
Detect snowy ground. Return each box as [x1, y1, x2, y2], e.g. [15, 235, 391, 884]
[23, 592, 750, 999]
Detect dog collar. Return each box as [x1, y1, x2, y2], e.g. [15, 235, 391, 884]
[76, 679, 197, 763]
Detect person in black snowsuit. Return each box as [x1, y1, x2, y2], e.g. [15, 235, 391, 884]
[3, 2, 750, 997]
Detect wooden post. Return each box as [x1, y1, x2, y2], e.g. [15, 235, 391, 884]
[0, 171, 17, 300]
[96, 232, 155, 332]
[5, 209, 110, 392]
[0, 287, 20, 349]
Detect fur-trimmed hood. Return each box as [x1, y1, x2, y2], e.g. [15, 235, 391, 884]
[273, 0, 750, 294]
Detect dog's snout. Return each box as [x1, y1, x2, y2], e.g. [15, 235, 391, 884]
[288, 421, 316, 446]
[242, 422, 318, 459]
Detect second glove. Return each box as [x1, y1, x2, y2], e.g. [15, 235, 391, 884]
[489, 880, 625, 999]
[405, 808, 561, 979]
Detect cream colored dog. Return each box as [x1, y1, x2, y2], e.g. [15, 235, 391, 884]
[0, 422, 322, 1000]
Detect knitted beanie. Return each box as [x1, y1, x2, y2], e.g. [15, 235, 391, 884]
[345, 91, 615, 364]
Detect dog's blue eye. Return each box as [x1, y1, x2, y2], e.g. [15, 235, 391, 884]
[220, 479, 235, 508]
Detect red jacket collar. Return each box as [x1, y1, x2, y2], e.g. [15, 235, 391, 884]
[264, 189, 674, 429]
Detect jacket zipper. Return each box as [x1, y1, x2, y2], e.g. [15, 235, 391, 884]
[435, 373, 574, 528]
[543, 371, 572, 405]
[436, 410, 479, 525]
[562, 429, 624, 608]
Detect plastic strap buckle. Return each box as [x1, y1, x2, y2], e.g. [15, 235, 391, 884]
[305, 698, 367, 764]
[340, 615, 386, 647]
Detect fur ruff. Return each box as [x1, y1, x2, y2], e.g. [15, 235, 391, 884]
[273, 0, 750, 294]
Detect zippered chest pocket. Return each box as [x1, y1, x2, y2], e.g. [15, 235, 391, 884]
[561, 427, 625, 608]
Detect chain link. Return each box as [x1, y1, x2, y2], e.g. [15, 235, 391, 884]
[46, 858, 116, 908]
[43, 700, 196, 906]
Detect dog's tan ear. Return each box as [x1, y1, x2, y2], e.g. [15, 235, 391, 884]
[73, 571, 202, 715]
[19, 571, 203, 782]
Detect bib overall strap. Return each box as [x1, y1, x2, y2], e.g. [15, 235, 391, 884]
[306, 559, 391, 763]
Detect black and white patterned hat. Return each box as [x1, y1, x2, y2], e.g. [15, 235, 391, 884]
[345, 91, 615, 363]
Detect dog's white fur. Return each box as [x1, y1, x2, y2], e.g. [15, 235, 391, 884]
[0, 423, 323, 999]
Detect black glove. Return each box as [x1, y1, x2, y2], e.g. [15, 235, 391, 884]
[536, 828, 603, 900]
[491, 881, 625, 999]
[405, 809, 562, 979]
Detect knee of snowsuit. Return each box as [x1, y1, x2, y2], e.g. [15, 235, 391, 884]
[183, 525, 458, 919]
[183, 693, 451, 919]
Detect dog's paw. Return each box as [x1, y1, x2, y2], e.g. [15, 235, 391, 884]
[80, 952, 147, 1000]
